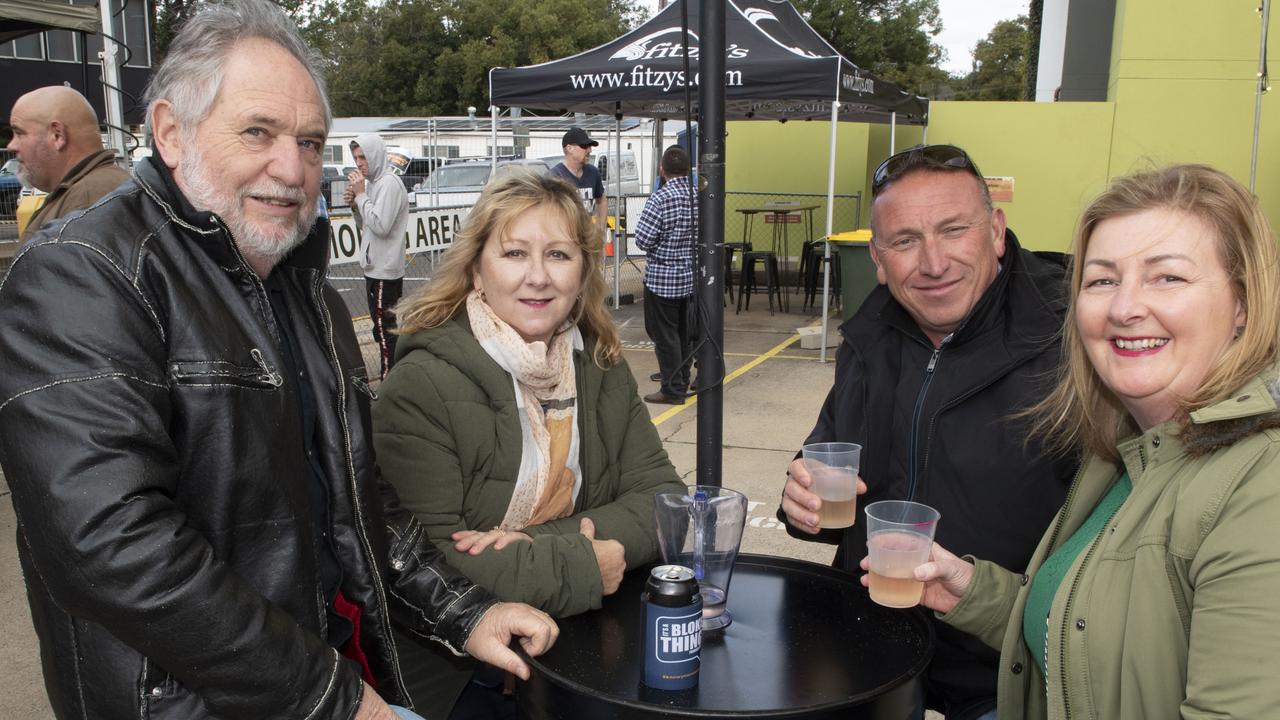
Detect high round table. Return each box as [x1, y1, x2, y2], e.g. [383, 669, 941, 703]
[516, 554, 933, 719]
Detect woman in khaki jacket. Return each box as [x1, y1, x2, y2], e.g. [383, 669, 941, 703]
[891, 164, 1280, 719]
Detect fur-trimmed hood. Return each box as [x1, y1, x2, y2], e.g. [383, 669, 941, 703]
[1182, 368, 1280, 456]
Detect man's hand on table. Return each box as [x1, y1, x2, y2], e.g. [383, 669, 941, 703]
[464, 602, 560, 680]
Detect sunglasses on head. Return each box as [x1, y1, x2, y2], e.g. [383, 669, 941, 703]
[871, 145, 983, 196]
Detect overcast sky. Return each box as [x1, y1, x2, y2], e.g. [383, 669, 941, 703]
[636, 0, 1030, 77]
[936, 0, 1030, 75]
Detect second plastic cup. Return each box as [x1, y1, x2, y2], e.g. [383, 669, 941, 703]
[864, 500, 940, 608]
[801, 442, 861, 529]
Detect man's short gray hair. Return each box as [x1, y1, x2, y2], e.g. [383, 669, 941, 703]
[144, 0, 331, 133]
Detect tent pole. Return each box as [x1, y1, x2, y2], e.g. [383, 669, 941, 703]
[889, 111, 897, 155]
[613, 110, 622, 309]
[820, 100, 839, 364]
[654, 118, 665, 191]
[490, 106, 499, 176]
[1251, 0, 1271, 192]
[98, 1, 128, 160]
[696, 0, 726, 488]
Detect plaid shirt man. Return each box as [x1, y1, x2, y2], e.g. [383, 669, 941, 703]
[635, 175, 697, 298]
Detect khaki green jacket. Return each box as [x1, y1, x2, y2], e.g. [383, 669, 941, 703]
[943, 371, 1280, 720]
[373, 316, 683, 717]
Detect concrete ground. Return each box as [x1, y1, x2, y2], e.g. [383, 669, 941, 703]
[0, 286, 887, 718]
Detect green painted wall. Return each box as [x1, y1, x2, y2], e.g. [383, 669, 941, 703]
[722, 0, 1280, 253]
[1105, 0, 1280, 227]
[723, 120, 877, 248]
[924, 101, 1116, 252]
[726, 120, 869, 197]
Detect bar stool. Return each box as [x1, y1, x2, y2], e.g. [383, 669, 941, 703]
[794, 239, 815, 296]
[737, 250, 786, 315]
[803, 243, 841, 310]
[723, 241, 750, 304]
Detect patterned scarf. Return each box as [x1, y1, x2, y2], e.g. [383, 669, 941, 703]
[466, 290, 582, 530]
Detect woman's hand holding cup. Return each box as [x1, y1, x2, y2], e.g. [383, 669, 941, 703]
[859, 542, 975, 614]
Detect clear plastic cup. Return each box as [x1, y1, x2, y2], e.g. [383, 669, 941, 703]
[801, 442, 861, 529]
[864, 500, 940, 608]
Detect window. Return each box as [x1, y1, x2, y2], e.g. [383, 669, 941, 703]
[71, 0, 152, 68]
[423, 145, 462, 159]
[8, 35, 43, 60]
[0, 1, 150, 66]
[47, 31, 78, 62]
[323, 145, 343, 164]
[119, 0, 151, 68]
[487, 145, 515, 157]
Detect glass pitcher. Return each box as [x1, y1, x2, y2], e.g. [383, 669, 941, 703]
[653, 485, 748, 631]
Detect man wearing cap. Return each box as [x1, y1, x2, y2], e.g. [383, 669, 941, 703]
[778, 145, 1076, 720]
[550, 126, 607, 229]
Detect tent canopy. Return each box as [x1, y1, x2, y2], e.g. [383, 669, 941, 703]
[490, 0, 926, 123]
[0, 0, 99, 44]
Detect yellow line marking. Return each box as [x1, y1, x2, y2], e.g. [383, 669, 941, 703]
[651, 328, 813, 426]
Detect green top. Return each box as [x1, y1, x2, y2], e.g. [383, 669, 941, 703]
[1023, 472, 1132, 677]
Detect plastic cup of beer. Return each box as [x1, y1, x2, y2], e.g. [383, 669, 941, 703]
[864, 500, 940, 608]
[800, 442, 861, 529]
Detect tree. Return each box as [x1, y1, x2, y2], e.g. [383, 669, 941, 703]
[151, 0, 641, 116]
[1024, 0, 1043, 100]
[956, 15, 1029, 101]
[791, 0, 948, 96]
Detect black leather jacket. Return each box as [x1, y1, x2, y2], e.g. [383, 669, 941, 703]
[781, 231, 1078, 720]
[0, 157, 495, 719]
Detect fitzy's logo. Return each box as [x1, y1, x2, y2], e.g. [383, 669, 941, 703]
[609, 27, 749, 61]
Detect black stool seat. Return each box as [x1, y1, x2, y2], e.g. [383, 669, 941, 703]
[723, 241, 751, 304]
[803, 243, 841, 310]
[737, 250, 786, 315]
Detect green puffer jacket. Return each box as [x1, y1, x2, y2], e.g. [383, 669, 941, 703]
[373, 315, 683, 716]
[941, 370, 1280, 720]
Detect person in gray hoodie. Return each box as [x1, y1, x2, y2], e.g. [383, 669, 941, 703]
[346, 132, 408, 378]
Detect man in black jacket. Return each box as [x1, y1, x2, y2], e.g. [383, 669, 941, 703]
[0, 2, 555, 719]
[780, 145, 1076, 720]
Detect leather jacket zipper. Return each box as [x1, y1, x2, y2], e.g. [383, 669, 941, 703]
[311, 276, 411, 701]
[250, 348, 285, 386]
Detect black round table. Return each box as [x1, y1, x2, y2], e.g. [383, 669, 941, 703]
[516, 554, 933, 719]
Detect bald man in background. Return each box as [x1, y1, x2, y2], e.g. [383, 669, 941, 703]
[9, 86, 130, 241]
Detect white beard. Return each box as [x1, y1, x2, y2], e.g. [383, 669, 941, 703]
[179, 143, 315, 270]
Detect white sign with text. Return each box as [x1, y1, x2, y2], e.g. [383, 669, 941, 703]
[328, 205, 471, 266]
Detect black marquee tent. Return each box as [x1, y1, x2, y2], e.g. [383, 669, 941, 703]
[490, 0, 929, 365]
[0, 0, 98, 44]
[489, 0, 927, 123]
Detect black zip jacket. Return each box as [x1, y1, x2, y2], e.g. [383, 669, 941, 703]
[0, 157, 496, 720]
[781, 231, 1077, 719]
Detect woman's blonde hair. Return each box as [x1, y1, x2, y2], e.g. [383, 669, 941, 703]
[396, 168, 622, 366]
[1030, 164, 1280, 461]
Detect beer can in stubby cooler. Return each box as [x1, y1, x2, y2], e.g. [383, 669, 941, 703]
[642, 564, 702, 690]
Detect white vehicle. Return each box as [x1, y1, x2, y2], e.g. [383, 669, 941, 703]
[414, 158, 551, 207]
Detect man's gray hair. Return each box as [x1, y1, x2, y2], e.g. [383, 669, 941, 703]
[144, 0, 331, 133]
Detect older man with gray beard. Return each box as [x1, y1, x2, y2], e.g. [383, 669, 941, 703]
[0, 2, 557, 720]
